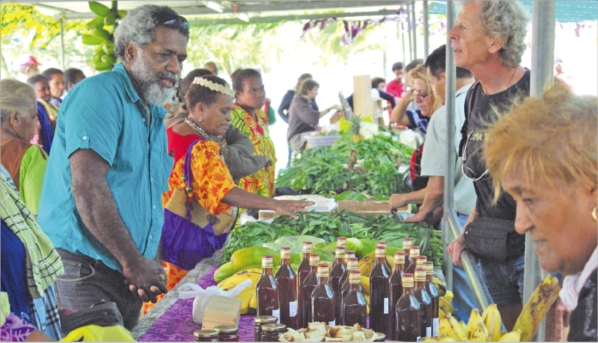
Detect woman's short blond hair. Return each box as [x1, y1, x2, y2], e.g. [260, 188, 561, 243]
[484, 81, 597, 199]
[409, 64, 443, 114]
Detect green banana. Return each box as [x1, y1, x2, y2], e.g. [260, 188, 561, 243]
[91, 28, 111, 41]
[82, 34, 105, 45]
[85, 15, 105, 30]
[89, 1, 111, 16]
[104, 11, 116, 26]
[117, 10, 127, 19]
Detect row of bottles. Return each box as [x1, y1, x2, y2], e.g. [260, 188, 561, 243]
[255, 237, 440, 342]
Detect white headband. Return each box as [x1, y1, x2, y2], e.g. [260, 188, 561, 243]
[192, 77, 235, 98]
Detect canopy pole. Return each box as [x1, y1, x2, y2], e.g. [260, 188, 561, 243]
[423, 0, 429, 57]
[407, 2, 413, 61]
[525, 1, 556, 341]
[60, 15, 65, 70]
[411, 0, 417, 59]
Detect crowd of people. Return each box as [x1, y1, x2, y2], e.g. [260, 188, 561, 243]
[0, 1, 595, 342]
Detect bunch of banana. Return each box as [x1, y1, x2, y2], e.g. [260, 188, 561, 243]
[357, 253, 393, 277]
[82, 1, 126, 72]
[438, 313, 467, 341]
[217, 268, 261, 314]
[513, 275, 561, 341]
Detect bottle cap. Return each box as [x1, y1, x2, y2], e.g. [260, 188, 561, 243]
[346, 257, 359, 270]
[402, 273, 414, 287]
[302, 242, 313, 253]
[261, 323, 287, 332]
[309, 253, 320, 266]
[416, 255, 427, 265]
[375, 245, 386, 258]
[281, 247, 291, 259]
[335, 246, 346, 258]
[262, 255, 273, 269]
[349, 270, 361, 284]
[346, 250, 356, 259]
[336, 237, 347, 247]
[402, 238, 412, 250]
[424, 261, 434, 275]
[377, 241, 386, 247]
[254, 315, 278, 324]
[394, 251, 405, 264]
[410, 245, 420, 258]
[317, 263, 329, 277]
[214, 325, 238, 334]
[194, 330, 218, 339]
[414, 267, 427, 281]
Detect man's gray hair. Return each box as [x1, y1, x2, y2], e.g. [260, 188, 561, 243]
[114, 5, 189, 62]
[0, 79, 36, 123]
[473, 0, 530, 68]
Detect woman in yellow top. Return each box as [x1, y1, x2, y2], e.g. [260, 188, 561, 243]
[230, 69, 277, 197]
[144, 75, 312, 314]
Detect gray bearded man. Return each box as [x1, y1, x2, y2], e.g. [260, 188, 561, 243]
[37, 5, 189, 329]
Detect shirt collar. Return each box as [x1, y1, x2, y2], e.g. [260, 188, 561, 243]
[112, 63, 167, 120]
[456, 83, 473, 97]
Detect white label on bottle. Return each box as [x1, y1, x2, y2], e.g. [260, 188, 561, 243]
[433, 318, 439, 337]
[329, 319, 336, 326]
[416, 336, 421, 342]
[289, 300, 298, 317]
[272, 309, 280, 323]
[383, 298, 389, 314]
[426, 326, 431, 337]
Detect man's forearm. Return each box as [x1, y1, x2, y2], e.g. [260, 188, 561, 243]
[70, 150, 143, 270]
[417, 176, 445, 216]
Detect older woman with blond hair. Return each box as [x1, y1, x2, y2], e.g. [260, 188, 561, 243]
[484, 82, 597, 341]
[0, 79, 48, 216]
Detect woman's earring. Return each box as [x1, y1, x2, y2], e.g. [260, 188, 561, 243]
[593, 207, 597, 221]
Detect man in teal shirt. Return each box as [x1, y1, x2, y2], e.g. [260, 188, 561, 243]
[37, 5, 188, 329]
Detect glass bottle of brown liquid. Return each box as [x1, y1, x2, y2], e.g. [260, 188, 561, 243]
[369, 245, 391, 335]
[339, 255, 357, 289]
[377, 241, 392, 272]
[300, 253, 319, 326]
[341, 257, 361, 298]
[256, 255, 280, 320]
[414, 267, 433, 338]
[395, 273, 421, 342]
[342, 270, 367, 327]
[296, 242, 312, 329]
[275, 247, 297, 329]
[388, 251, 405, 340]
[329, 246, 346, 324]
[312, 263, 335, 325]
[330, 237, 347, 270]
[404, 245, 420, 275]
[424, 261, 439, 337]
[402, 238, 413, 272]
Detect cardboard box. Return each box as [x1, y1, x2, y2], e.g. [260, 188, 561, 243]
[201, 295, 241, 330]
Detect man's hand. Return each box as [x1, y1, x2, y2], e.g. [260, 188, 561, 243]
[273, 200, 314, 219]
[389, 194, 408, 212]
[123, 256, 168, 303]
[447, 232, 467, 266]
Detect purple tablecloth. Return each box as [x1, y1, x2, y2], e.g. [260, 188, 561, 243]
[138, 266, 256, 342]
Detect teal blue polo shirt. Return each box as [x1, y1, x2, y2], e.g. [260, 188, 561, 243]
[38, 63, 173, 271]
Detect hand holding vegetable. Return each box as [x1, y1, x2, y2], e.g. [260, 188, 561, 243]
[272, 200, 314, 219]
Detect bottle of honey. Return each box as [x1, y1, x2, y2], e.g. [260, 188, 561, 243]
[339, 257, 362, 325]
[388, 251, 405, 340]
[339, 255, 357, 289]
[256, 255, 280, 320]
[330, 237, 347, 270]
[402, 238, 413, 272]
[395, 273, 421, 342]
[275, 247, 297, 329]
[404, 245, 420, 275]
[342, 270, 366, 327]
[424, 262, 439, 336]
[299, 253, 319, 325]
[377, 241, 392, 272]
[414, 267, 433, 338]
[296, 242, 312, 329]
[311, 263, 335, 325]
[329, 246, 346, 325]
[369, 245, 391, 335]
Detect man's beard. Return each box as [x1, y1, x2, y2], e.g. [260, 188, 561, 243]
[130, 52, 178, 106]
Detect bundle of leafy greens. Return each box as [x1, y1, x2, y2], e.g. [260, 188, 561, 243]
[276, 130, 413, 198]
[220, 210, 443, 266]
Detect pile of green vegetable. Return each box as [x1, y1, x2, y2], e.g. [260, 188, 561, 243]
[220, 210, 443, 266]
[276, 130, 414, 197]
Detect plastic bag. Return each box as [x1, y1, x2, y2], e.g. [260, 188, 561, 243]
[59, 324, 135, 342]
[178, 280, 251, 324]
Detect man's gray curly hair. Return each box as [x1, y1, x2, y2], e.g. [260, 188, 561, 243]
[114, 5, 189, 62]
[471, 0, 530, 68]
